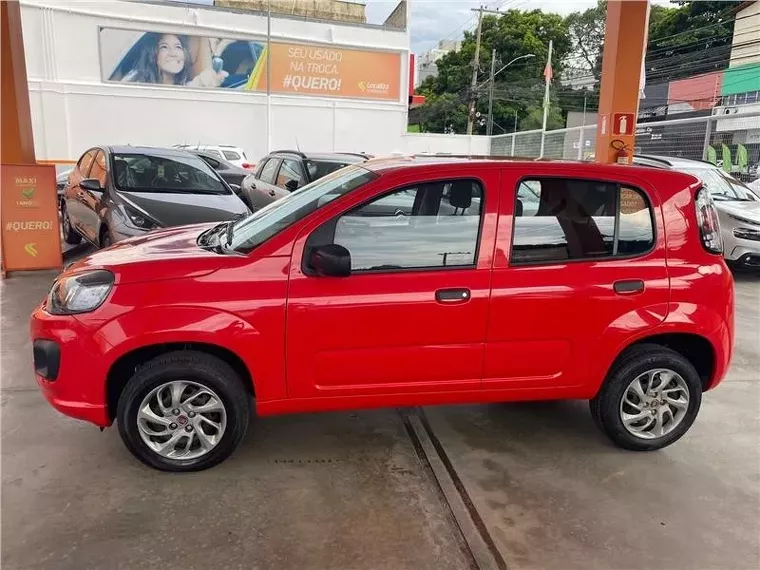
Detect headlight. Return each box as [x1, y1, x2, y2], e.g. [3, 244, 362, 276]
[728, 213, 760, 227]
[47, 270, 114, 315]
[122, 204, 159, 230]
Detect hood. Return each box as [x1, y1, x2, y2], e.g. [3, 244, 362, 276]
[120, 191, 249, 227]
[716, 200, 760, 222]
[68, 223, 226, 285]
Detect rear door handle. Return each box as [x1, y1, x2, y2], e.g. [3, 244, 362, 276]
[614, 279, 645, 295]
[268, 190, 276, 197]
[435, 288, 471, 303]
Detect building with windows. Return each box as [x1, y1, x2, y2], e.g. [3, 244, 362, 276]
[416, 40, 461, 86]
[19, 0, 417, 162]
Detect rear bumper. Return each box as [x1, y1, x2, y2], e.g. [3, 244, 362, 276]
[30, 306, 111, 426]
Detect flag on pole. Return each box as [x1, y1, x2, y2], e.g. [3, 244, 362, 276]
[544, 53, 553, 84]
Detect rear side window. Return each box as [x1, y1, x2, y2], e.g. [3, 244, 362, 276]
[258, 159, 280, 184]
[511, 178, 653, 265]
[222, 150, 241, 161]
[306, 160, 350, 181]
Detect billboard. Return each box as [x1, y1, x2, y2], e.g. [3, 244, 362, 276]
[1, 164, 62, 274]
[99, 28, 401, 101]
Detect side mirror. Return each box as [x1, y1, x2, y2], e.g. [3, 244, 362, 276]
[310, 244, 351, 277]
[80, 178, 103, 192]
[285, 179, 299, 192]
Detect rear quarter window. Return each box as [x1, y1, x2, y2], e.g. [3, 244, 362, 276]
[511, 178, 654, 265]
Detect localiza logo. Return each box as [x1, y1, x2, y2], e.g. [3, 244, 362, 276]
[357, 81, 389, 93]
[24, 243, 38, 257]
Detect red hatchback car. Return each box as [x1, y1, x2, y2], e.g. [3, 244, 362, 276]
[31, 158, 734, 471]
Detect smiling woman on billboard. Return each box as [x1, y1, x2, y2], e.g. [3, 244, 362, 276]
[101, 28, 264, 89]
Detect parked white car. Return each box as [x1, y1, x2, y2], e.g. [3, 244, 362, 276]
[174, 144, 254, 170]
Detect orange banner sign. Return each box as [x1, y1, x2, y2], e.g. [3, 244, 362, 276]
[1, 164, 62, 274]
[248, 42, 401, 101]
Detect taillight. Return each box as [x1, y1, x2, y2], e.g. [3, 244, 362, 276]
[695, 187, 723, 254]
[242, 163, 256, 170]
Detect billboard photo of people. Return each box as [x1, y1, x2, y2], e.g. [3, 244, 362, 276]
[100, 28, 265, 89]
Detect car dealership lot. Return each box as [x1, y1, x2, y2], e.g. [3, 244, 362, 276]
[2, 260, 758, 570]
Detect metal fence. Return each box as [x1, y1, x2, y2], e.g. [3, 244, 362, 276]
[490, 111, 760, 181]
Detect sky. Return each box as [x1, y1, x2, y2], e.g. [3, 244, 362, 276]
[366, 0, 603, 54]
[164, 0, 670, 56]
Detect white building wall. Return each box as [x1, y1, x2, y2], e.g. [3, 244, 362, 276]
[20, 0, 489, 163]
[731, 1, 760, 68]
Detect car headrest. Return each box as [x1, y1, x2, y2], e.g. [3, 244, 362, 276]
[113, 159, 128, 186]
[449, 181, 472, 209]
[515, 198, 523, 217]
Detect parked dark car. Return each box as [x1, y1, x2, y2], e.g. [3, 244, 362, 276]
[56, 166, 73, 205]
[241, 150, 368, 210]
[187, 149, 252, 204]
[61, 146, 250, 248]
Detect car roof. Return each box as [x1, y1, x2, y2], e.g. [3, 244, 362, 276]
[269, 150, 367, 163]
[107, 145, 201, 159]
[633, 154, 716, 170]
[359, 156, 701, 192]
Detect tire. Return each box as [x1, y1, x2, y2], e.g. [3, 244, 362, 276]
[61, 205, 82, 245]
[590, 344, 702, 451]
[116, 351, 250, 472]
[100, 228, 112, 249]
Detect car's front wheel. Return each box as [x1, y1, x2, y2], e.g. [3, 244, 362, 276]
[61, 204, 81, 245]
[591, 344, 702, 451]
[116, 351, 250, 471]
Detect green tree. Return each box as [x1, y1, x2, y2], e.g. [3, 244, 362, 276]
[414, 9, 570, 134]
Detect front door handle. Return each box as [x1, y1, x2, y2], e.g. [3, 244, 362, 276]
[614, 279, 645, 295]
[435, 288, 471, 303]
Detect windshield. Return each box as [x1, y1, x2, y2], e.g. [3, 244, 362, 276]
[681, 167, 758, 202]
[227, 165, 377, 253]
[112, 152, 229, 194]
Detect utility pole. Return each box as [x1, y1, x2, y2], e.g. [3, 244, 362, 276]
[539, 39, 553, 158]
[467, 6, 504, 135]
[487, 49, 496, 136]
[466, 7, 483, 135]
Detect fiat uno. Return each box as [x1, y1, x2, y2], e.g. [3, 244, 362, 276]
[31, 158, 734, 471]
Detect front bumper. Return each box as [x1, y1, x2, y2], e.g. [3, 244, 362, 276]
[30, 305, 111, 426]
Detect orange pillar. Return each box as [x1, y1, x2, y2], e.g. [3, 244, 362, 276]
[1, 0, 35, 165]
[595, 0, 649, 164]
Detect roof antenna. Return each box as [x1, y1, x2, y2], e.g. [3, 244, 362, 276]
[296, 136, 301, 153]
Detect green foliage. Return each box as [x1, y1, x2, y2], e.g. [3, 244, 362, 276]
[414, 8, 570, 135]
[411, 1, 743, 133]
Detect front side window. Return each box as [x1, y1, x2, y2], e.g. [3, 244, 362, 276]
[511, 178, 653, 265]
[312, 179, 483, 272]
[258, 159, 280, 184]
[77, 150, 97, 177]
[111, 152, 229, 194]
[227, 165, 377, 253]
[89, 151, 108, 187]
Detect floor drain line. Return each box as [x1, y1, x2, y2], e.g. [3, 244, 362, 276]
[402, 409, 507, 570]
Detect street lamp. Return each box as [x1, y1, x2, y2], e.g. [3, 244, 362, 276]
[485, 52, 535, 136]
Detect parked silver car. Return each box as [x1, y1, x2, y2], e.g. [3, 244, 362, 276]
[634, 155, 760, 268]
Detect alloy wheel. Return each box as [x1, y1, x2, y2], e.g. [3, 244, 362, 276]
[619, 368, 690, 440]
[136, 380, 227, 460]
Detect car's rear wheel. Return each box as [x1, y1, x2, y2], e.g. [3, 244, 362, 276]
[61, 204, 81, 245]
[116, 351, 250, 472]
[591, 344, 702, 451]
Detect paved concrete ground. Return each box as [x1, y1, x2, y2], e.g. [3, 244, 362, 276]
[1, 255, 759, 570]
[426, 272, 760, 570]
[0, 271, 473, 570]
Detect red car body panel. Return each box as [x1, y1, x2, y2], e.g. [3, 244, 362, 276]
[30, 160, 735, 428]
